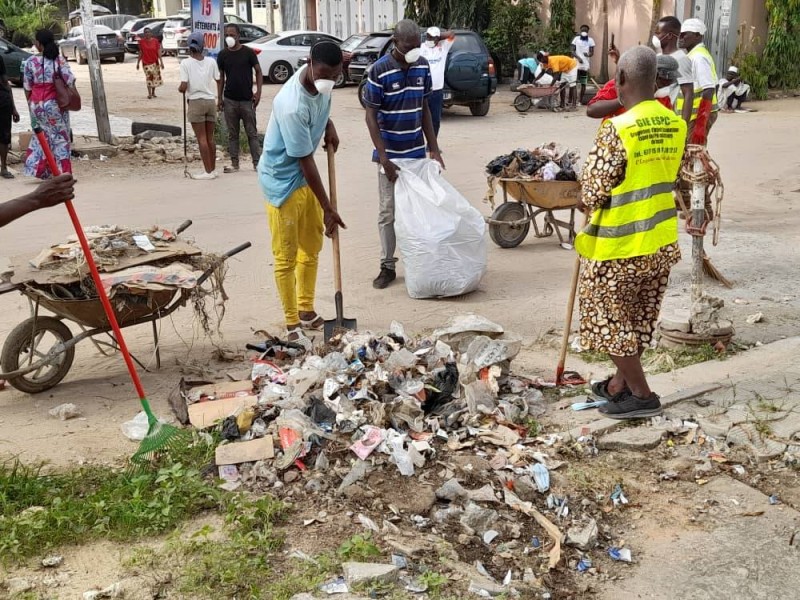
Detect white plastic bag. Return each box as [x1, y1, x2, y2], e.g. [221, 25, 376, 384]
[393, 159, 487, 299]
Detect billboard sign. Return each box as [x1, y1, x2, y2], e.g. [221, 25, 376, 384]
[191, 0, 225, 59]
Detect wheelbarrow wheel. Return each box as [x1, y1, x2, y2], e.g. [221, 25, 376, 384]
[1, 317, 75, 394]
[489, 202, 530, 248]
[513, 94, 532, 113]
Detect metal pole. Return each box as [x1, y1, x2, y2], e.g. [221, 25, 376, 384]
[690, 155, 705, 312]
[80, 0, 113, 144]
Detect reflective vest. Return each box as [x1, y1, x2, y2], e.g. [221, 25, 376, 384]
[675, 44, 718, 120]
[575, 100, 687, 262]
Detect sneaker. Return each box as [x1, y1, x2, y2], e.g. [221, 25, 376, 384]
[598, 390, 663, 420]
[190, 171, 215, 180]
[372, 267, 396, 289]
[591, 377, 629, 401]
[223, 164, 239, 174]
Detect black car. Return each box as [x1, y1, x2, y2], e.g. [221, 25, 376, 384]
[0, 37, 31, 85]
[356, 29, 497, 117]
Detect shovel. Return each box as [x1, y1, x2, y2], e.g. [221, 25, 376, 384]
[323, 146, 357, 341]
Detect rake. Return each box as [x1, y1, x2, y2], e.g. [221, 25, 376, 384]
[34, 127, 189, 467]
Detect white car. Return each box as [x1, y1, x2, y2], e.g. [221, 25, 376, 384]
[246, 30, 342, 84]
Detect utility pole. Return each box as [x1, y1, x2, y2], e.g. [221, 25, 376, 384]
[690, 156, 705, 311]
[80, 0, 113, 144]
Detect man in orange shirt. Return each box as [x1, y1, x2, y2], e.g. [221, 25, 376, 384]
[534, 51, 579, 110]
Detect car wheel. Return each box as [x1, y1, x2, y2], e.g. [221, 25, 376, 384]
[358, 79, 368, 108]
[269, 61, 293, 84]
[115, 54, 125, 63]
[333, 71, 346, 89]
[469, 98, 491, 117]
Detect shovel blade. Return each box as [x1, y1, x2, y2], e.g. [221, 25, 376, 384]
[323, 317, 357, 342]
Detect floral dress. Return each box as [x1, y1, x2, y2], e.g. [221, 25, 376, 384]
[23, 55, 75, 179]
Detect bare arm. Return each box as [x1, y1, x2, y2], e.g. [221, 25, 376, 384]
[217, 70, 225, 110]
[586, 99, 621, 119]
[0, 175, 75, 228]
[680, 83, 693, 124]
[253, 63, 263, 107]
[701, 88, 715, 102]
[366, 105, 399, 181]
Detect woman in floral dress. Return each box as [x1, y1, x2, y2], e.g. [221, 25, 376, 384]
[23, 29, 76, 179]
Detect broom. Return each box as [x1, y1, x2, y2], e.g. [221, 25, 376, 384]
[34, 127, 188, 467]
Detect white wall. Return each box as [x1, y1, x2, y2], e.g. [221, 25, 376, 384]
[317, 0, 405, 39]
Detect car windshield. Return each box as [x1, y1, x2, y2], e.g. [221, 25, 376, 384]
[341, 34, 366, 52]
[358, 35, 390, 50]
[451, 33, 483, 53]
[252, 34, 279, 44]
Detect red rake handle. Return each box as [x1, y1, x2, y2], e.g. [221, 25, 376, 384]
[34, 128, 147, 401]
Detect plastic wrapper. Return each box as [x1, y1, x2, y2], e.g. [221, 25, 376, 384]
[394, 159, 487, 299]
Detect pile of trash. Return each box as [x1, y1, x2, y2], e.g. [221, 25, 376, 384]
[172, 315, 639, 597]
[485, 143, 581, 183]
[118, 131, 218, 165]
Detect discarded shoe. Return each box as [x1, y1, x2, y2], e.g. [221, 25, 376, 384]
[598, 390, 663, 419]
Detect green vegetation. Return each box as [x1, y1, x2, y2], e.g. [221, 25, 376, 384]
[572, 344, 733, 374]
[337, 532, 382, 561]
[418, 569, 450, 598]
[763, 0, 800, 90]
[546, 0, 576, 55]
[0, 0, 60, 47]
[483, 0, 542, 78]
[0, 436, 220, 565]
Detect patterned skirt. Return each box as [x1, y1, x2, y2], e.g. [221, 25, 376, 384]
[578, 243, 681, 357]
[144, 63, 163, 88]
[24, 99, 71, 179]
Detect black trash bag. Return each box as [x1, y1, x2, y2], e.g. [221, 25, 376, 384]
[306, 394, 337, 426]
[220, 415, 240, 441]
[519, 156, 547, 176]
[559, 152, 576, 171]
[424, 362, 460, 415]
[512, 149, 533, 163]
[556, 168, 577, 181]
[485, 154, 514, 175]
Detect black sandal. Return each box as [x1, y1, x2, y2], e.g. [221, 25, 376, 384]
[591, 377, 629, 401]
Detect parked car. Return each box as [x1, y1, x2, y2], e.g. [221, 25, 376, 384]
[161, 14, 190, 56]
[125, 21, 166, 54]
[296, 32, 367, 87]
[347, 30, 391, 84]
[356, 29, 496, 117]
[0, 36, 31, 85]
[177, 21, 269, 58]
[121, 17, 163, 51]
[246, 30, 342, 84]
[59, 25, 126, 64]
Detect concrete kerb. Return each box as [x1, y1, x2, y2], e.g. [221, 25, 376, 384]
[563, 384, 722, 440]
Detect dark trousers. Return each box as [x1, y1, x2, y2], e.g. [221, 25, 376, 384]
[224, 99, 261, 166]
[428, 89, 444, 138]
[519, 65, 535, 84]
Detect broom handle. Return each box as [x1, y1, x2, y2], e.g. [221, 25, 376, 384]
[34, 128, 148, 404]
[556, 212, 587, 384]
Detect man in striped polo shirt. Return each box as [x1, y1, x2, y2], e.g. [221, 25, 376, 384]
[364, 19, 444, 290]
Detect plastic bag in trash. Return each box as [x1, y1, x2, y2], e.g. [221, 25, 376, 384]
[121, 411, 167, 441]
[541, 161, 562, 181]
[393, 159, 488, 299]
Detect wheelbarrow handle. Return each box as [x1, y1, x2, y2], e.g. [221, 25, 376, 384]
[176, 219, 193, 235]
[196, 242, 251, 286]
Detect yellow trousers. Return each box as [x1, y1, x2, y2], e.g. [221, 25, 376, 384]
[267, 186, 324, 326]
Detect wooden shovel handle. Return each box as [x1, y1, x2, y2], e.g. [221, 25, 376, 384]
[326, 146, 343, 295]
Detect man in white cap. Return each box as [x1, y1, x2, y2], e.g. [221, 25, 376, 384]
[718, 66, 751, 112]
[677, 17, 718, 146]
[420, 26, 455, 138]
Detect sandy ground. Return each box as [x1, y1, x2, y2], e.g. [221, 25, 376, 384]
[0, 56, 799, 470]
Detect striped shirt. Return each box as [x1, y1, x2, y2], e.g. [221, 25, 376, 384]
[363, 53, 432, 161]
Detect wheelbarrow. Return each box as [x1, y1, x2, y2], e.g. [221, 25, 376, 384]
[513, 82, 568, 113]
[0, 222, 251, 394]
[486, 179, 581, 249]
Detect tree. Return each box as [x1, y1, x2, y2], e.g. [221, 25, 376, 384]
[404, 0, 492, 32]
[763, 0, 800, 89]
[483, 0, 543, 78]
[0, 0, 60, 46]
[546, 0, 575, 54]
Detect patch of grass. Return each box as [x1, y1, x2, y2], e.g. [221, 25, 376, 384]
[572, 349, 612, 364]
[419, 570, 450, 598]
[337, 532, 382, 562]
[0, 434, 219, 565]
[525, 418, 541, 437]
[643, 344, 732, 375]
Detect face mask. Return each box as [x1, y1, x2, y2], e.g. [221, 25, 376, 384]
[580, 32, 588, 38]
[225, 36, 236, 48]
[654, 85, 672, 98]
[310, 63, 335, 96]
[425, 40, 436, 48]
[652, 35, 662, 52]
[403, 47, 422, 63]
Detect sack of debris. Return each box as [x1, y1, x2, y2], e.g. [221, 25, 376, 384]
[393, 159, 487, 299]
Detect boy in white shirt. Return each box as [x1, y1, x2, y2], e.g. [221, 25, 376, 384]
[179, 31, 220, 180]
[571, 25, 595, 104]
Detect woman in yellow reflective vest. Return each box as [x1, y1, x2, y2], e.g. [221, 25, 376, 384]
[575, 46, 687, 420]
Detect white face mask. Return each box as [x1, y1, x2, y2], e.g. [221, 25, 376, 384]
[580, 32, 588, 39]
[403, 47, 422, 63]
[652, 35, 662, 52]
[654, 85, 672, 98]
[225, 36, 236, 48]
[310, 63, 335, 96]
[424, 40, 436, 48]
